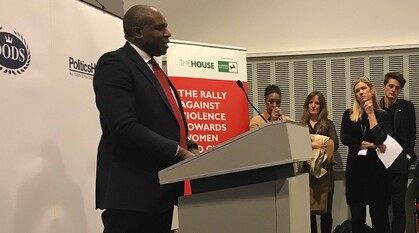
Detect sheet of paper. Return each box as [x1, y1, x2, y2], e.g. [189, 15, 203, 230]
[376, 135, 403, 169]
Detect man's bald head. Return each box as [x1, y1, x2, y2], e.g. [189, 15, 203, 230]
[122, 5, 171, 57]
[123, 5, 157, 41]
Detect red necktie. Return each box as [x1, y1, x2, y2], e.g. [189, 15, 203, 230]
[150, 59, 192, 195]
[149, 59, 187, 149]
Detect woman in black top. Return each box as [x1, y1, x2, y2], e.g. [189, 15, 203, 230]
[340, 77, 390, 233]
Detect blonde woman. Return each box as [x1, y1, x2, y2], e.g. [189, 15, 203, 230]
[340, 77, 390, 233]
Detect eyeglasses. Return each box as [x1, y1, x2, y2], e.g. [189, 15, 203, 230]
[352, 76, 374, 90]
[353, 76, 371, 84]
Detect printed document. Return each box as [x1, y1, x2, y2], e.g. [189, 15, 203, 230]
[376, 135, 403, 169]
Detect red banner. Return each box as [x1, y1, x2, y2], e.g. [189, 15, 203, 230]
[171, 77, 249, 152]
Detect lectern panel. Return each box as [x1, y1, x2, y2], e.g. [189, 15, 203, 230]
[178, 174, 310, 233]
[159, 122, 311, 184]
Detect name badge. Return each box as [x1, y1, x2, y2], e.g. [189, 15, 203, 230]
[358, 149, 367, 156]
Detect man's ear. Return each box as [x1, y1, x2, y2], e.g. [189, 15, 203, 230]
[133, 26, 143, 39]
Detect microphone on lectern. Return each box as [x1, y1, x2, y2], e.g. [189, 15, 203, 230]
[236, 80, 268, 123]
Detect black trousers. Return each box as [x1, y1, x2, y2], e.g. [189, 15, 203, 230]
[388, 172, 408, 233]
[101, 208, 173, 233]
[310, 212, 333, 233]
[349, 203, 390, 233]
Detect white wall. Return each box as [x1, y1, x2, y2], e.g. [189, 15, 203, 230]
[124, 0, 419, 54]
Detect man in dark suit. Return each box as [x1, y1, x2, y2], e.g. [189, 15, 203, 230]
[93, 5, 198, 233]
[380, 72, 417, 233]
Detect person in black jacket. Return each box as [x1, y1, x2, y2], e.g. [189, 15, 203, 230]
[379, 72, 416, 233]
[341, 76, 390, 233]
[93, 5, 198, 233]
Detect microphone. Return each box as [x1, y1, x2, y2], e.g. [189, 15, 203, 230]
[94, 0, 106, 9]
[236, 80, 268, 123]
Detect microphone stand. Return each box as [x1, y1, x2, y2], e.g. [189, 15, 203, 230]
[236, 80, 268, 123]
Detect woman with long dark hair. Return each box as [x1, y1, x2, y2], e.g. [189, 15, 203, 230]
[300, 91, 338, 233]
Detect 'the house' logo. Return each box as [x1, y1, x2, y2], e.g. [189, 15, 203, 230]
[0, 27, 31, 75]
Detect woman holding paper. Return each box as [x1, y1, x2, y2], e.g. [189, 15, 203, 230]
[340, 76, 390, 233]
[300, 91, 338, 233]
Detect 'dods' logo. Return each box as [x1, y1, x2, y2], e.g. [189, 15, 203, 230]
[0, 27, 31, 75]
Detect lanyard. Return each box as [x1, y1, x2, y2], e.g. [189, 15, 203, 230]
[360, 118, 368, 137]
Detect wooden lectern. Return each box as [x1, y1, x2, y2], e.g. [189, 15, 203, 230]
[159, 121, 312, 233]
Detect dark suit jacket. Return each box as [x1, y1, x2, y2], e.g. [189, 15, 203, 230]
[380, 98, 417, 174]
[341, 109, 390, 205]
[93, 42, 197, 212]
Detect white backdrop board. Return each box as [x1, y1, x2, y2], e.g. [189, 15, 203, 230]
[0, 0, 124, 232]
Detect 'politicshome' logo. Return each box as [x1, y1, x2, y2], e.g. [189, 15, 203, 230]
[0, 27, 31, 75]
[68, 57, 96, 80]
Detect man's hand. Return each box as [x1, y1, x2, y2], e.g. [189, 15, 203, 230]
[176, 147, 195, 162]
[189, 147, 200, 155]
